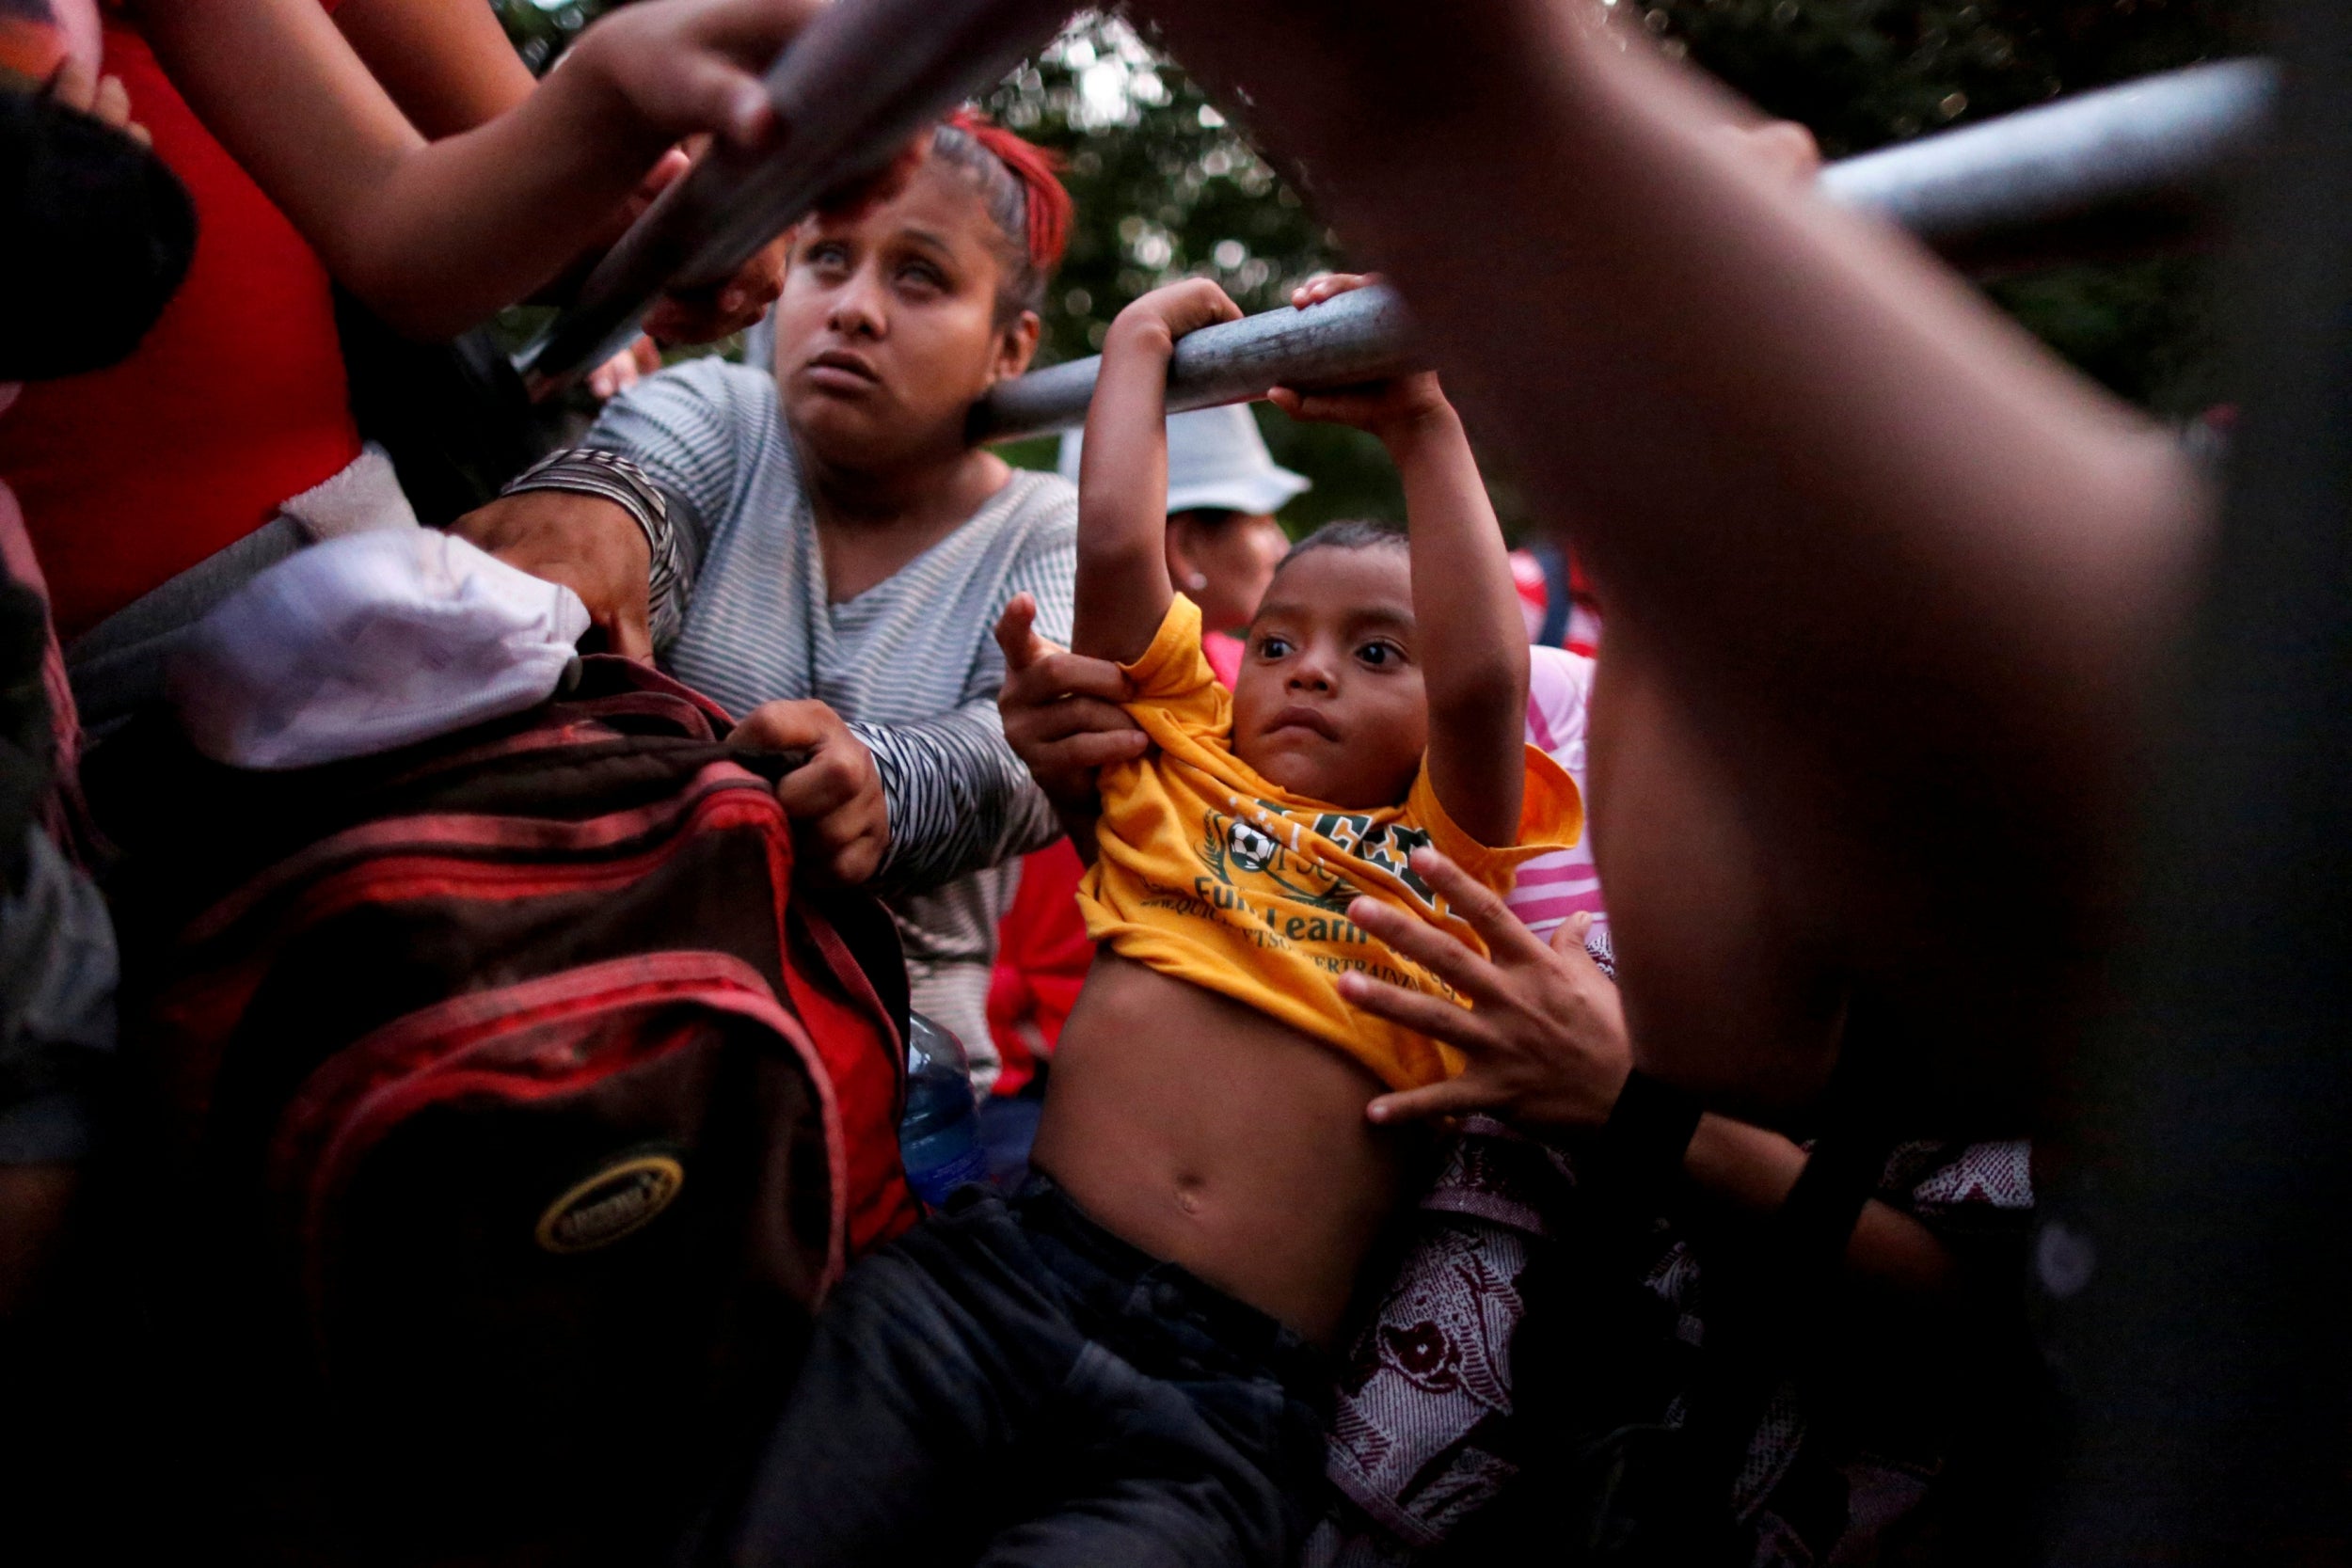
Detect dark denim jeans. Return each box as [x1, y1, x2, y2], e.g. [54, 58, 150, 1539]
[722, 1176, 1328, 1568]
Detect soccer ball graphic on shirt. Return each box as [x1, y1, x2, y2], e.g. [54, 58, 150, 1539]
[1225, 818, 1281, 875]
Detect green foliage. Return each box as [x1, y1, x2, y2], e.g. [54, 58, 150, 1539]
[1984, 255, 2224, 412]
[1640, 0, 2254, 415]
[968, 18, 1390, 530]
[1638, 0, 2251, 156]
[976, 20, 1334, 363]
[488, 0, 597, 73]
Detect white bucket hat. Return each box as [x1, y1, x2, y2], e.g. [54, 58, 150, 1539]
[1057, 403, 1311, 516]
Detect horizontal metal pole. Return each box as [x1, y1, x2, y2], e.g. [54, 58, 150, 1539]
[1818, 55, 2274, 265]
[970, 282, 1416, 443]
[972, 57, 2275, 443]
[516, 0, 1073, 391]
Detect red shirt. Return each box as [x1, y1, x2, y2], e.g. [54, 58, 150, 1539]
[0, 13, 361, 639]
[983, 837, 1090, 1097]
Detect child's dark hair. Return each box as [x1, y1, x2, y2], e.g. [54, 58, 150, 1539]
[1276, 519, 1409, 575]
[929, 111, 1073, 323]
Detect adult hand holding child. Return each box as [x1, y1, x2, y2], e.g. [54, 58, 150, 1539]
[1339, 847, 1633, 1129]
[993, 591, 1144, 847]
[1343, 849, 1960, 1291]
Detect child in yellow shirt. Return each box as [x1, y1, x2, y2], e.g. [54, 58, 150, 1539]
[723, 274, 1579, 1568]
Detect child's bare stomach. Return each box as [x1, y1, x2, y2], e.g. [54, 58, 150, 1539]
[1029, 951, 1411, 1346]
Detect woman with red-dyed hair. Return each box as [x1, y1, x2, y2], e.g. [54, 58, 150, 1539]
[455, 111, 1077, 1088]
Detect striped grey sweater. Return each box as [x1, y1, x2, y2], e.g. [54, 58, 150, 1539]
[582, 357, 1076, 1085]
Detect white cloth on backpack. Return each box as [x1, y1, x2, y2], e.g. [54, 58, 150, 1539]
[275, 441, 422, 543]
[168, 530, 590, 770]
[67, 441, 422, 737]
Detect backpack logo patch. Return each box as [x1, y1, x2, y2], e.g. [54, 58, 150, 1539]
[535, 1153, 686, 1254]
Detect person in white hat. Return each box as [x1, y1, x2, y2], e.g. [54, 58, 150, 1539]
[1058, 403, 1305, 686]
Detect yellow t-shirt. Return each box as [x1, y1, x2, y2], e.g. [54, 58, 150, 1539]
[1076, 596, 1585, 1091]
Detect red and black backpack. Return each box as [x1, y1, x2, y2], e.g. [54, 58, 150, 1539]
[94, 655, 920, 1560]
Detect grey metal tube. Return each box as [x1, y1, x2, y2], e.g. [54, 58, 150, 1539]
[516, 0, 1073, 391]
[971, 281, 1415, 443]
[1819, 55, 2275, 265]
[971, 57, 2275, 443]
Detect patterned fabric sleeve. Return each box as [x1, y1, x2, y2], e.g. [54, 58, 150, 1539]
[1878, 1137, 2036, 1239]
[581, 358, 766, 634]
[855, 700, 1062, 892]
[851, 509, 1075, 893]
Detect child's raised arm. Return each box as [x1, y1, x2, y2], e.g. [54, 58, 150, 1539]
[1270, 275, 1528, 847]
[1071, 279, 1243, 664]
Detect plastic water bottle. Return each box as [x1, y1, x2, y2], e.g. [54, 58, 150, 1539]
[899, 1012, 989, 1210]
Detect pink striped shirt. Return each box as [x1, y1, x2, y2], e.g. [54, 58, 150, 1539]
[1507, 647, 1606, 946]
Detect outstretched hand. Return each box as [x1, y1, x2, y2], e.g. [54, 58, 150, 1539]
[645, 232, 790, 344]
[994, 594, 1146, 822]
[569, 0, 823, 150]
[589, 110, 919, 350]
[587, 335, 665, 401]
[1265, 272, 1454, 445]
[644, 130, 922, 342]
[1339, 847, 1631, 1129]
[44, 54, 149, 147]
